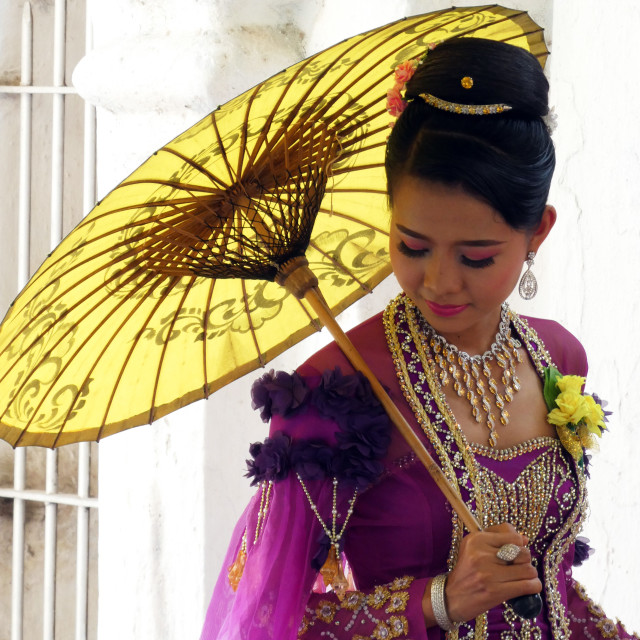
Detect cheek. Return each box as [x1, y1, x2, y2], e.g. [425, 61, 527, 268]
[480, 261, 523, 296]
[389, 249, 421, 290]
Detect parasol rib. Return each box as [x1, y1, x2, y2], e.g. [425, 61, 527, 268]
[241, 280, 265, 367]
[236, 85, 262, 179]
[327, 187, 388, 196]
[291, 296, 323, 332]
[99, 276, 183, 436]
[202, 278, 217, 398]
[331, 138, 387, 161]
[331, 162, 386, 176]
[148, 277, 197, 423]
[210, 109, 238, 187]
[307, 240, 372, 292]
[316, 207, 390, 236]
[158, 147, 232, 190]
[49, 269, 162, 447]
[117, 180, 222, 195]
[9, 267, 162, 446]
[0, 249, 166, 387]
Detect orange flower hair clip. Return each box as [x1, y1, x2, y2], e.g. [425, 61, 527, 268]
[386, 44, 436, 119]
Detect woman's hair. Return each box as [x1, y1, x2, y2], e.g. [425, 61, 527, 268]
[385, 38, 555, 231]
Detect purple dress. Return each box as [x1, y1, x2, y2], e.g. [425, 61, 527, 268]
[201, 295, 638, 640]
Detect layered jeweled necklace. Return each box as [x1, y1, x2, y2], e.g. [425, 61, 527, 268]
[418, 303, 523, 447]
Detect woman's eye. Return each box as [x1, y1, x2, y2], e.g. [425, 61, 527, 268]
[460, 255, 495, 269]
[397, 241, 429, 257]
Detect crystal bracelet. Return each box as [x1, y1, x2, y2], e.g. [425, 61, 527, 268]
[431, 573, 456, 631]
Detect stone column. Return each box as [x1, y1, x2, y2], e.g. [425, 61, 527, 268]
[74, 1, 321, 637]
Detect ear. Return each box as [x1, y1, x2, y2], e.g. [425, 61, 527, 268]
[527, 205, 556, 254]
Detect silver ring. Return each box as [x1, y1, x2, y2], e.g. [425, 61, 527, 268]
[496, 543, 521, 563]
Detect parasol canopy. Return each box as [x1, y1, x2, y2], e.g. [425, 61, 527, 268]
[0, 5, 548, 448]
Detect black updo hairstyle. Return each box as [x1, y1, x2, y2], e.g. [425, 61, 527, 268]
[385, 38, 554, 231]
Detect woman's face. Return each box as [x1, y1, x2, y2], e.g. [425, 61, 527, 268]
[389, 176, 555, 353]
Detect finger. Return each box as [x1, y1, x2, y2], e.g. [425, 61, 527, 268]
[482, 523, 519, 535]
[488, 577, 543, 610]
[496, 543, 522, 563]
[473, 558, 538, 586]
[495, 562, 539, 583]
[510, 546, 532, 565]
[482, 523, 529, 548]
[485, 531, 529, 549]
[504, 576, 543, 598]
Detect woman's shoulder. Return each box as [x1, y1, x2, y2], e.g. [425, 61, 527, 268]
[254, 310, 393, 443]
[247, 311, 393, 489]
[520, 314, 588, 377]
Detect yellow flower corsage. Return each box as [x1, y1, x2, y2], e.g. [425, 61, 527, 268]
[543, 366, 607, 468]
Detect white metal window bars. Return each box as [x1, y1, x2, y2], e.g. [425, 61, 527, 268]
[0, 2, 98, 639]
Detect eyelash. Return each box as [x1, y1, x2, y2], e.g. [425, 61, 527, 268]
[460, 255, 495, 269]
[397, 241, 495, 269]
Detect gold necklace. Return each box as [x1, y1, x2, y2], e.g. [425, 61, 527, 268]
[417, 304, 523, 447]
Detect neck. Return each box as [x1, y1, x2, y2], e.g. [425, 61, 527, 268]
[428, 306, 507, 357]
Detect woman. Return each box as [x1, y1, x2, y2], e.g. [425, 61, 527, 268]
[201, 38, 637, 639]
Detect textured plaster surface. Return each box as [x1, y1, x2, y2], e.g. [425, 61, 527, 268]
[544, 0, 640, 627]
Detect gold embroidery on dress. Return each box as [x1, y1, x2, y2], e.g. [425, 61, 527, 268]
[469, 436, 557, 461]
[384, 294, 588, 640]
[299, 579, 415, 638]
[569, 581, 640, 639]
[511, 317, 589, 639]
[475, 442, 563, 542]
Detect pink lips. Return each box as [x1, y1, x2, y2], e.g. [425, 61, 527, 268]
[425, 300, 469, 317]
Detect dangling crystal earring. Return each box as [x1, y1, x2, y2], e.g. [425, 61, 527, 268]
[518, 251, 537, 300]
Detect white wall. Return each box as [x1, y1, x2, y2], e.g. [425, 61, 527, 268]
[543, 0, 640, 625]
[72, 0, 640, 637]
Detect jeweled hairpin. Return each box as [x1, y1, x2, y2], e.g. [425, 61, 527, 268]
[418, 92, 512, 115]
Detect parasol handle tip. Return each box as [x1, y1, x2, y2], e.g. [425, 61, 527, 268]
[274, 256, 319, 299]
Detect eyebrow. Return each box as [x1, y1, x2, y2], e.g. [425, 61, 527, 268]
[396, 224, 506, 247]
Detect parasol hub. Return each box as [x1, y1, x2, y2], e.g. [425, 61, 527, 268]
[274, 255, 319, 299]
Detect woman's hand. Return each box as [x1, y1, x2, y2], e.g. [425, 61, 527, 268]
[423, 523, 542, 626]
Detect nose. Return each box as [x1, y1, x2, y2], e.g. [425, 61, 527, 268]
[423, 253, 463, 298]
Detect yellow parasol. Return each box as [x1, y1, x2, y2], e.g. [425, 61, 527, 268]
[0, 6, 548, 449]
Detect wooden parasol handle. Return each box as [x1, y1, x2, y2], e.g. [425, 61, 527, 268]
[303, 286, 482, 533]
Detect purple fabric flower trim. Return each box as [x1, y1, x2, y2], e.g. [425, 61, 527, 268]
[246, 367, 392, 491]
[245, 431, 292, 486]
[311, 368, 378, 420]
[290, 440, 334, 482]
[573, 536, 595, 567]
[332, 450, 385, 492]
[251, 370, 309, 423]
[335, 411, 391, 459]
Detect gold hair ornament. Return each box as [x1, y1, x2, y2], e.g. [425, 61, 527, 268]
[419, 92, 512, 115]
